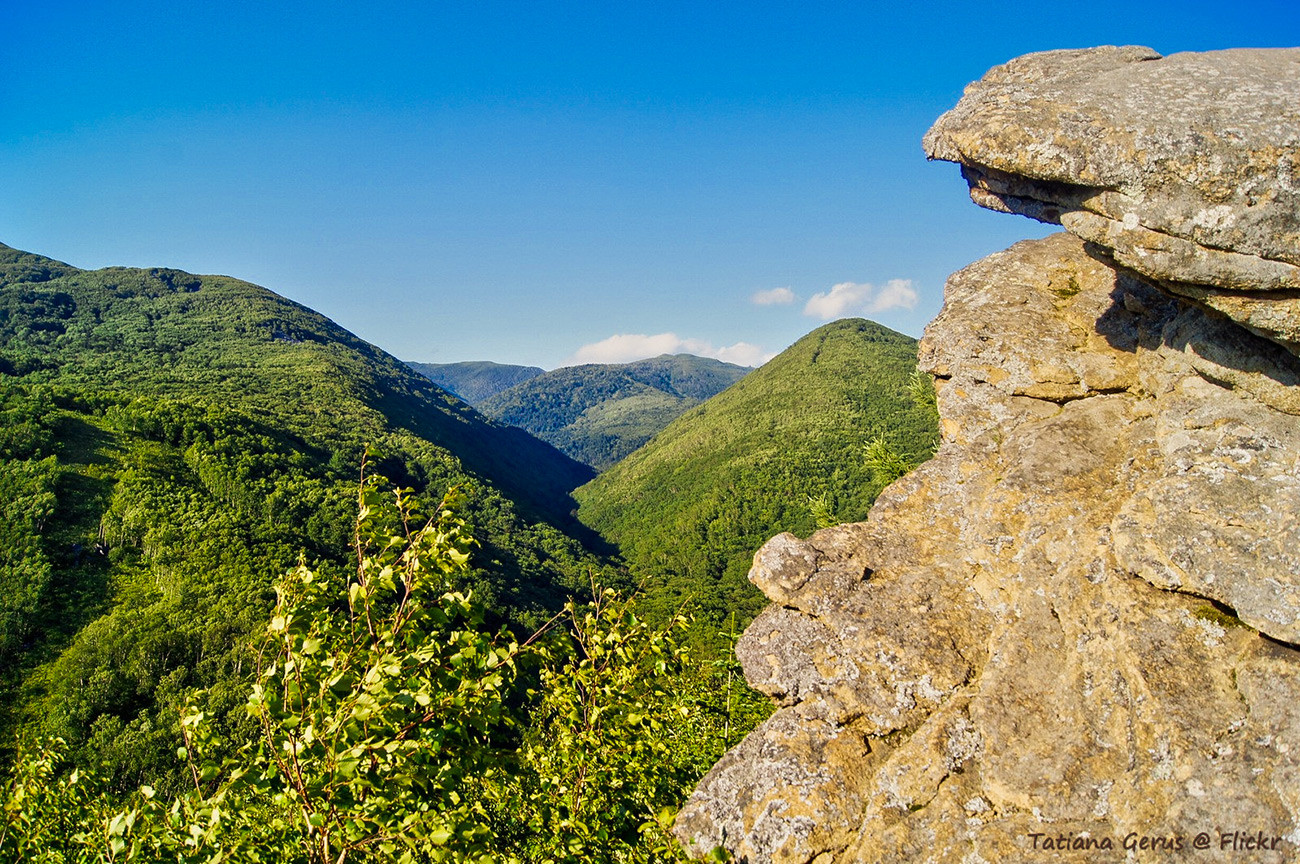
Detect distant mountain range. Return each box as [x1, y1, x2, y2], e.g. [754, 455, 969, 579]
[405, 323, 939, 638]
[574, 318, 939, 632]
[474, 354, 752, 470]
[405, 360, 544, 404]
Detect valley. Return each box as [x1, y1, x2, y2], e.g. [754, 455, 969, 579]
[0, 240, 936, 860]
[463, 354, 751, 470]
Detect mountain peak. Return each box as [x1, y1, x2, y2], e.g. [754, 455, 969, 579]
[0, 241, 80, 284]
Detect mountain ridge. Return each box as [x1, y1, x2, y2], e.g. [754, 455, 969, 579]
[575, 318, 939, 630]
[0, 241, 593, 524]
[406, 360, 545, 404]
[478, 353, 751, 470]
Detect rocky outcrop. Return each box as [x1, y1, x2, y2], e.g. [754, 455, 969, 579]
[924, 46, 1300, 350]
[676, 48, 1300, 863]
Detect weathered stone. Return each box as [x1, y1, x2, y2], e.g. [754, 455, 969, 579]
[675, 234, 1300, 863]
[673, 708, 876, 863]
[1159, 282, 1300, 350]
[678, 48, 1300, 863]
[1111, 379, 1300, 640]
[923, 46, 1300, 339]
[747, 532, 826, 607]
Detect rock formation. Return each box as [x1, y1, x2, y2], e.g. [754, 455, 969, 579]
[923, 46, 1300, 345]
[675, 47, 1300, 863]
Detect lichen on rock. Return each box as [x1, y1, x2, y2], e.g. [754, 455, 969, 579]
[676, 47, 1300, 864]
[925, 46, 1300, 349]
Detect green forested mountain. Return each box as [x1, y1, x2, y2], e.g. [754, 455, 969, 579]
[0, 244, 592, 524]
[0, 242, 604, 789]
[479, 354, 751, 470]
[574, 319, 939, 635]
[0, 241, 936, 860]
[406, 359, 544, 404]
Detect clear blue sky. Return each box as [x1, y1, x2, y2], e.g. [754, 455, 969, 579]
[4, 1, 1297, 368]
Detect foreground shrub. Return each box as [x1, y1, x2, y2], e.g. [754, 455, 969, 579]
[2, 466, 738, 862]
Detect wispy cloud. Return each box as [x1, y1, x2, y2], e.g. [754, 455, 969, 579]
[803, 279, 918, 320]
[711, 341, 774, 367]
[751, 286, 796, 306]
[565, 332, 775, 367]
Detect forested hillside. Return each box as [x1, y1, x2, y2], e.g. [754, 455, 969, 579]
[0, 242, 604, 790]
[0, 244, 592, 524]
[406, 359, 544, 404]
[575, 319, 939, 636]
[479, 354, 751, 470]
[0, 241, 932, 860]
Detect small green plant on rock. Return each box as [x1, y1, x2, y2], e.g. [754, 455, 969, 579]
[1192, 603, 1248, 630]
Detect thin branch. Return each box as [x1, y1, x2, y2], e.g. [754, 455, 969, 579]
[178, 715, 203, 794]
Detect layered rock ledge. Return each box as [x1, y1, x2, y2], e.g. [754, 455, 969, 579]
[924, 46, 1300, 349]
[676, 48, 1300, 864]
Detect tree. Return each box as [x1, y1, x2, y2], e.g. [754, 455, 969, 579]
[503, 586, 693, 862]
[3, 468, 522, 863]
[231, 471, 521, 863]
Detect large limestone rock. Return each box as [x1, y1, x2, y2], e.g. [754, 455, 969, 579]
[924, 46, 1300, 348]
[676, 47, 1300, 862]
[676, 232, 1300, 863]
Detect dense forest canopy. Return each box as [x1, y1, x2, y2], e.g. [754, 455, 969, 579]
[0, 243, 593, 525]
[0, 241, 934, 860]
[0, 243, 607, 792]
[2, 473, 760, 862]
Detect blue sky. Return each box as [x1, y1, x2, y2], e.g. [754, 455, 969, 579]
[4, 1, 1298, 368]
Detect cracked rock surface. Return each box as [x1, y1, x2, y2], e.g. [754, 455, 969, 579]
[924, 46, 1300, 349]
[676, 47, 1300, 863]
[675, 232, 1300, 861]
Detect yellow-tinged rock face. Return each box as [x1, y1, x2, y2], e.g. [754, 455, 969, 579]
[677, 47, 1300, 864]
[675, 233, 1300, 863]
[924, 46, 1300, 323]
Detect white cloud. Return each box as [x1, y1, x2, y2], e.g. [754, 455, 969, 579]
[567, 333, 686, 364]
[712, 341, 775, 367]
[751, 286, 796, 306]
[872, 279, 920, 313]
[565, 332, 776, 368]
[803, 282, 871, 319]
[803, 278, 918, 320]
